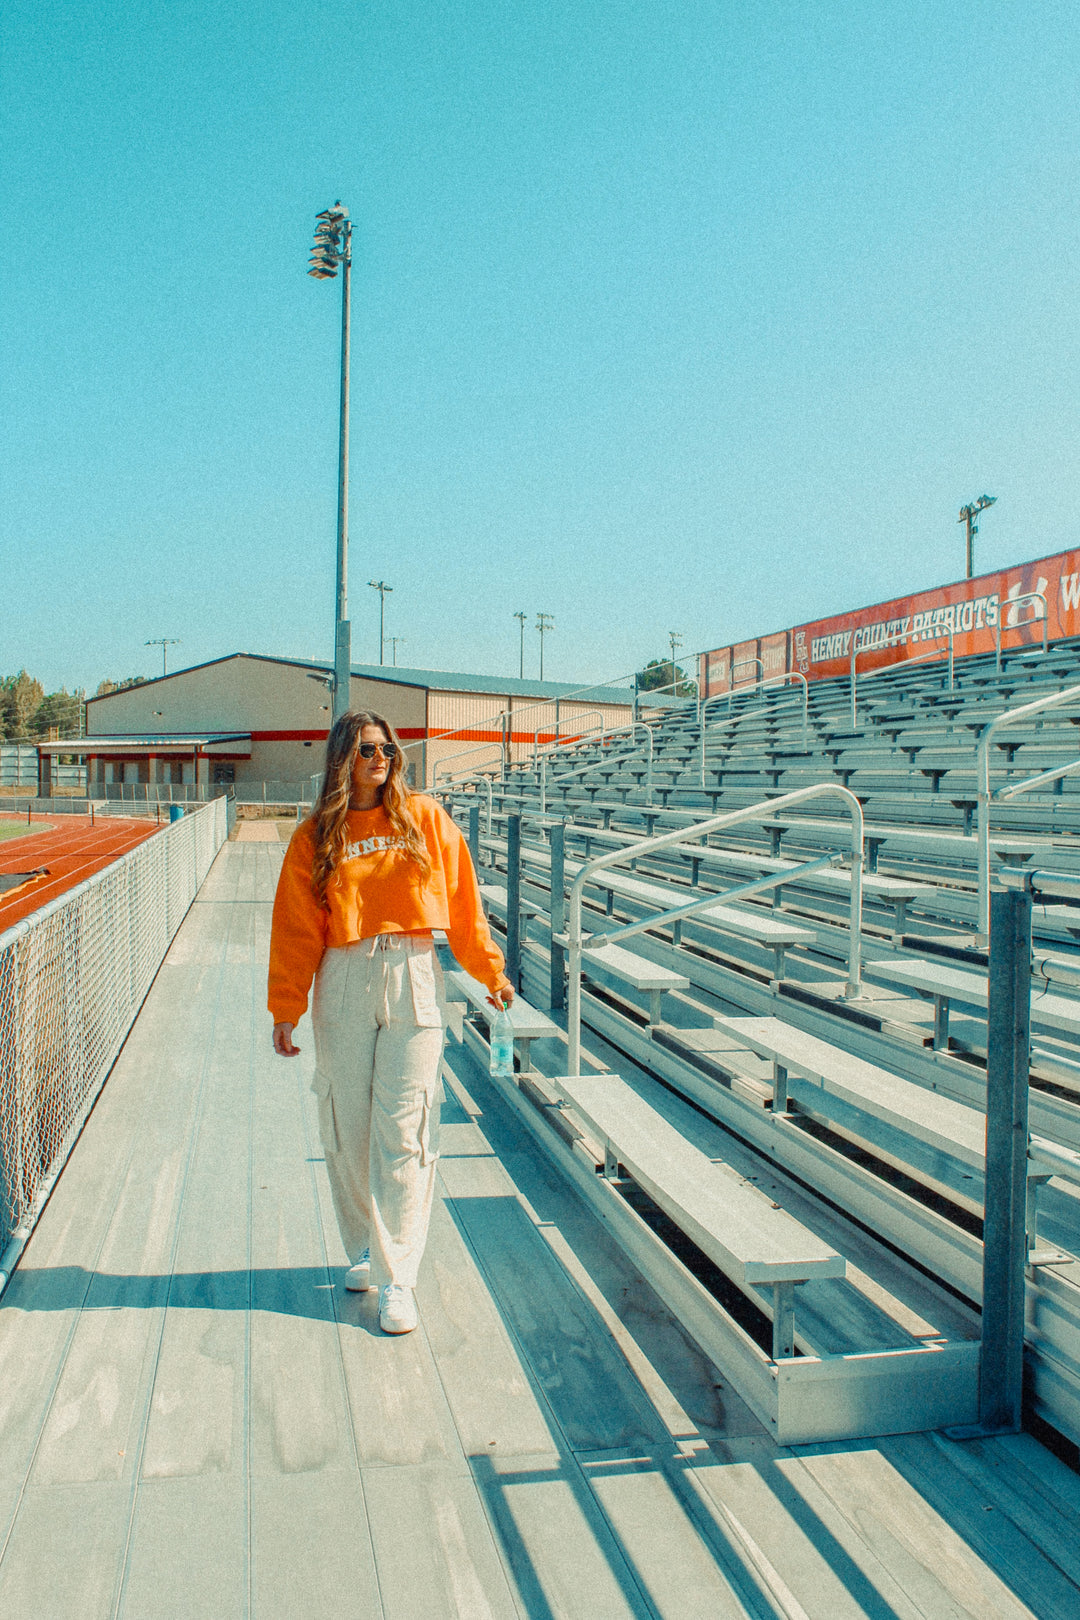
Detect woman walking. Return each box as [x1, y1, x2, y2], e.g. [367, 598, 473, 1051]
[269, 710, 513, 1334]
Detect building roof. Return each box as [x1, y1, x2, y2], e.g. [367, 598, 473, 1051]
[37, 734, 251, 754]
[83, 652, 635, 706]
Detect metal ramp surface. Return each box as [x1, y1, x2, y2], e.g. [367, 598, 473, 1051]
[0, 842, 1078, 1617]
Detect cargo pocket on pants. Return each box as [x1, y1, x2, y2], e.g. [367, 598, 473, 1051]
[406, 950, 444, 1028]
[418, 1083, 440, 1167]
[310, 1068, 341, 1155]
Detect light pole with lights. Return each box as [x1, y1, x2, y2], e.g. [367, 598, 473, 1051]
[536, 612, 555, 680]
[667, 630, 683, 694]
[959, 495, 996, 580]
[513, 611, 527, 679]
[368, 580, 393, 664]
[308, 202, 353, 722]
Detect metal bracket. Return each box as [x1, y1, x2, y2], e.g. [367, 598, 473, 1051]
[772, 1281, 796, 1360]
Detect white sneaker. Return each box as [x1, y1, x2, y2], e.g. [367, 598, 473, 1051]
[378, 1283, 418, 1334]
[345, 1250, 372, 1291]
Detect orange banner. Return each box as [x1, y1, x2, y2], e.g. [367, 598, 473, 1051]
[700, 548, 1076, 696]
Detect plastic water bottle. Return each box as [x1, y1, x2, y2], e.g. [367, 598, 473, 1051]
[490, 1006, 515, 1076]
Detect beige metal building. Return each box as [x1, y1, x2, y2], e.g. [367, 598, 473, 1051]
[37, 654, 634, 795]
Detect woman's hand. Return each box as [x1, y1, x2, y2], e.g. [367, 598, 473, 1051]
[487, 985, 515, 1010]
[273, 1022, 300, 1056]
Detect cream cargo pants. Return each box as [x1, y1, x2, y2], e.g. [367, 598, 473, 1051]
[310, 932, 445, 1290]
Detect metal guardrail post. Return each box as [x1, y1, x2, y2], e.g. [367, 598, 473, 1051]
[978, 885, 1033, 1434]
[506, 813, 522, 990]
[549, 821, 566, 1010]
[976, 681, 1080, 938]
[467, 805, 480, 874]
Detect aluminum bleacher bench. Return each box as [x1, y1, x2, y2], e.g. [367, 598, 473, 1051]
[553, 1071, 845, 1361]
[445, 969, 558, 1072]
[865, 956, 1080, 1052]
[543, 1070, 978, 1441]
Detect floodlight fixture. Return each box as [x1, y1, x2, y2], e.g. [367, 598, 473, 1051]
[308, 201, 354, 721]
[959, 494, 997, 580]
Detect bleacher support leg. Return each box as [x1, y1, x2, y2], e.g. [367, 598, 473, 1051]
[772, 1283, 795, 1359]
[506, 814, 522, 991]
[550, 822, 566, 1011]
[979, 885, 1033, 1434]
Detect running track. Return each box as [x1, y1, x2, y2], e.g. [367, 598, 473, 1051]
[0, 814, 159, 931]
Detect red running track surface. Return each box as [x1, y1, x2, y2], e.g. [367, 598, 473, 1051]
[0, 814, 160, 931]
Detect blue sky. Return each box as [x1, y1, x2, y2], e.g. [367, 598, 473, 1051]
[3, 0, 1080, 693]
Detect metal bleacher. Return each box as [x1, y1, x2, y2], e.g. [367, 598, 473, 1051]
[441, 636, 1080, 1459]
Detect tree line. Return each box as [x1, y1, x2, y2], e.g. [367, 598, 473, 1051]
[0, 672, 147, 741]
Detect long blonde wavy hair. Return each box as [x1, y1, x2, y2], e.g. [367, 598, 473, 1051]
[310, 710, 431, 904]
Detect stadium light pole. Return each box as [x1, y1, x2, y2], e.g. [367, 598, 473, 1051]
[536, 612, 555, 680]
[667, 630, 683, 694]
[513, 611, 527, 679]
[145, 638, 180, 677]
[308, 202, 353, 723]
[959, 494, 996, 580]
[368, 580, 393, 664]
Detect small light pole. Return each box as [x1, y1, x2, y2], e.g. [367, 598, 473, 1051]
[513, 611, 527, 679]
[388, 636, 406, 667]
[145, 638, 180, 677]
[368, 580, 393, 664]
[308, 201, 353, 722]
[536, 612, 555, 680]
[959, 495, 997, 580]
[667, 631, 683, 694]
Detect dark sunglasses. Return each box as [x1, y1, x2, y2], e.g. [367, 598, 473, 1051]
[357, 741, 397, 760]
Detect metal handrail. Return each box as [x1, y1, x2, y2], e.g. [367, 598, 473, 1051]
[730, 656, 765, 691]
[995, 590, 1048, 671]
[531, 710, 605, 765]
[540, 725, 655, 813]
[634, 673, 700, 722]
[994, 757, 1080, 802]
[400, 668, 643, 759]
[432, 740, 505, 788]
[438, 772, 494, 833]
[564, 783, 865, 1074]
[850, 631, 954, 727]
[693, 673, 809, 785]
[729, 670, 808, 740]
[977, 681, 1080, 937]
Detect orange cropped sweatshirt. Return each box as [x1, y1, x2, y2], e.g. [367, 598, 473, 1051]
[268, 795, 510, 1026]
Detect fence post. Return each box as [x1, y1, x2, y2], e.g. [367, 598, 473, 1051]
[979, 884, 1032, 1434]
[549, 821, 566, 1010]
[468, 804, 480, 874]
[506, 813, 522, 991]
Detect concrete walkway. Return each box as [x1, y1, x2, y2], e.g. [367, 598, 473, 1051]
[1, 842, 1078, 1616]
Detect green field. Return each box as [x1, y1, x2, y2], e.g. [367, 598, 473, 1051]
[0, 820, 52, 842]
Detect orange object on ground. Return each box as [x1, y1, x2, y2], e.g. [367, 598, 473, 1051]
[0, 814, 159, 930]
[268, 797, 510, 1025]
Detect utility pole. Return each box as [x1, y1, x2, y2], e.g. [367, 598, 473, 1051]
[368, 580, 393, 665]
[307, 202, 353, 723]
[513, 611, 527, 679]
[388, 636, 406, 667]
[536, 612, 555, 680]
[959, 495, 996, 580]
[667, 630, 683, 694]
[145, 639, 180, 678]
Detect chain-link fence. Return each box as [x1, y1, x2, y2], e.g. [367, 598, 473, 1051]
[0, 796, 229, 1258]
